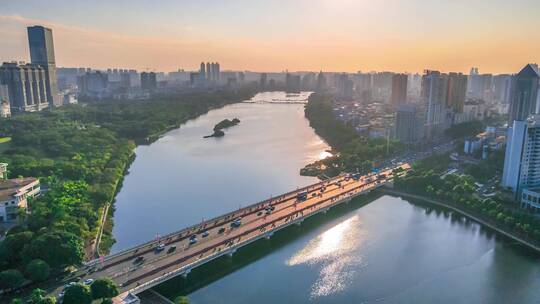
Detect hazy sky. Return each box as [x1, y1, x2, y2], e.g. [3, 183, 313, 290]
[1, 0, 539, 74]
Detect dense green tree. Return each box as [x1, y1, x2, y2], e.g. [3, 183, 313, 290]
[62, 284, 92, 304]
[91, 277, 119, 300]
[28, 288, 46, 303]
[0, 231, 34, 266]
[25, 259, 50, 282]
[0, 89, 257, 272]
[21, 231, 84, 268]
[0, 269, 25, 290]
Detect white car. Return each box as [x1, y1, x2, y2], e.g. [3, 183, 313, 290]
[83, 278, 94, 285]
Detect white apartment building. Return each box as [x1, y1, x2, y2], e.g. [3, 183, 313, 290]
[502, 115, 540, 211]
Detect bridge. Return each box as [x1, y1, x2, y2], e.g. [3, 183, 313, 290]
[51, 163, 410, 303]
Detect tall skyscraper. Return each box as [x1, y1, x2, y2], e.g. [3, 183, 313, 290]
[199, 62, 206, 83]
[206, 63, 211, 81]
[27, 25, 59, 106]
[492, 74, 513, 104]
[140, 72, 157, 91]
[446, 72, 467, 113]
[422, 70, 448, 138]
[390, 73, 408, 106]
[508, 64, 540, 125]
[316, 71, 326, 93]
[260, 73, 267, 88]
[502, 115, 540, 210]
[394, 104, 422, 144]
[285, 72, 301, 93]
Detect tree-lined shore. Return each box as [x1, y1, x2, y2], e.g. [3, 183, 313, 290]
[300, 93, 402, 177]
[0, 89, 256, 293]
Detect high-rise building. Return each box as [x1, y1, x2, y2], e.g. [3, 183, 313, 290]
[316, 71, 326, 93]
[285, 72, 301, 93]
[77, 71, 109, 99]
[336, 73, 354, 99]
[260, 73, 267, 88]
[502, 115, 540, 210]
[492, 74, 513, 104]
[214, 62, 220, 83]
[206, 63, 211, 81]
[446, 72, 467, 113]
[508, 64, 540, 125]
[141, 72, 157, 91]
[422, 70, 448, 138]
[0, 62, 49, 112]
[394, 104, 422, 144]
[199, 62, 206, 83]
[27, 26, 59, 106]
[390, 73, 408, 106]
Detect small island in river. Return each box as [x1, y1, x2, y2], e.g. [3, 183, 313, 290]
[204, 118, 240, 138]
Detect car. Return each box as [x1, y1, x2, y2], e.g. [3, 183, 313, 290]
[265, 209, 272, 215]
[201, 231, 209, 238]
[257, 211, 263, 216]
[230, 218, 242, 228]
[218, 227, 226, 234]
[189, 237, 198, 245]
[134, 256, 145, 264]
[155, 244, 165, 253]
[83, 279, 94, 285]
[58, 291, 65, 299]
[311, 192, 317, 197]
[64, 281, 77, 289]
[167, 245, 177, 253]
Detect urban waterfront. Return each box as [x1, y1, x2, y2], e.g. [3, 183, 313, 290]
[111, 92, 540, 303]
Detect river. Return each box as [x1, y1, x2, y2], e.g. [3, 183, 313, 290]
[112, 92, 540, 303]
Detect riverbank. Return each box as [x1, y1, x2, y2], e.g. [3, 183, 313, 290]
[0, 89, 258, 293]
[91, 90, 257, 255]
[300, 93, 401, 178]
[381, 188, 540, 253]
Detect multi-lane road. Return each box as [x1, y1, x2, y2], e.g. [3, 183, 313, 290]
[50, 164, 410, 303]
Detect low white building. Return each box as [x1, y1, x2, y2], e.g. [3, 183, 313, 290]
[521, 188, 540, 212]
[0, 177, 40, 222]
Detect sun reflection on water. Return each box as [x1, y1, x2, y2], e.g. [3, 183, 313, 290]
[287, 216, 367, 298]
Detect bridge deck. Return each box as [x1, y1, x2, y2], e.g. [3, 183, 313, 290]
[52, 164, 410, 303]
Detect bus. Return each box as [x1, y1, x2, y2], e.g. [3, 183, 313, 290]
[296, 191, 308, 201]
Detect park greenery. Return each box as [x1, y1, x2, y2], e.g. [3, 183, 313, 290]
[444, 120, 484, 139]
[0, 89, 255, 292]
[301, 93, 402, 177]
[394, 153, 540, 245]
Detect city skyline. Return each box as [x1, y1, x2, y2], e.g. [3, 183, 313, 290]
[1, 0, 540, 74]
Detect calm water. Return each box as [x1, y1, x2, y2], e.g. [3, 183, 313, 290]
[113, 91, 540, 303]
[112, 91, 327, 251]
[183, 195, 540, 304]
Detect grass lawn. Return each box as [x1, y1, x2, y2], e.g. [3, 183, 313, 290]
[0, 137, 11, 153]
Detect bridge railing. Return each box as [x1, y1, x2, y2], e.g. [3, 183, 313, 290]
[124, 171, 402, 295]
[85, 173, 348, 267]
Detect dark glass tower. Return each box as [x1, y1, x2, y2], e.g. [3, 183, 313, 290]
[508, 64, 540, 125]
[27, 25, 58, 106]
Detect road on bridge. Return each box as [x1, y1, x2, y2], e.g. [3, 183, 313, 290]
[48, 164, 410, 302]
